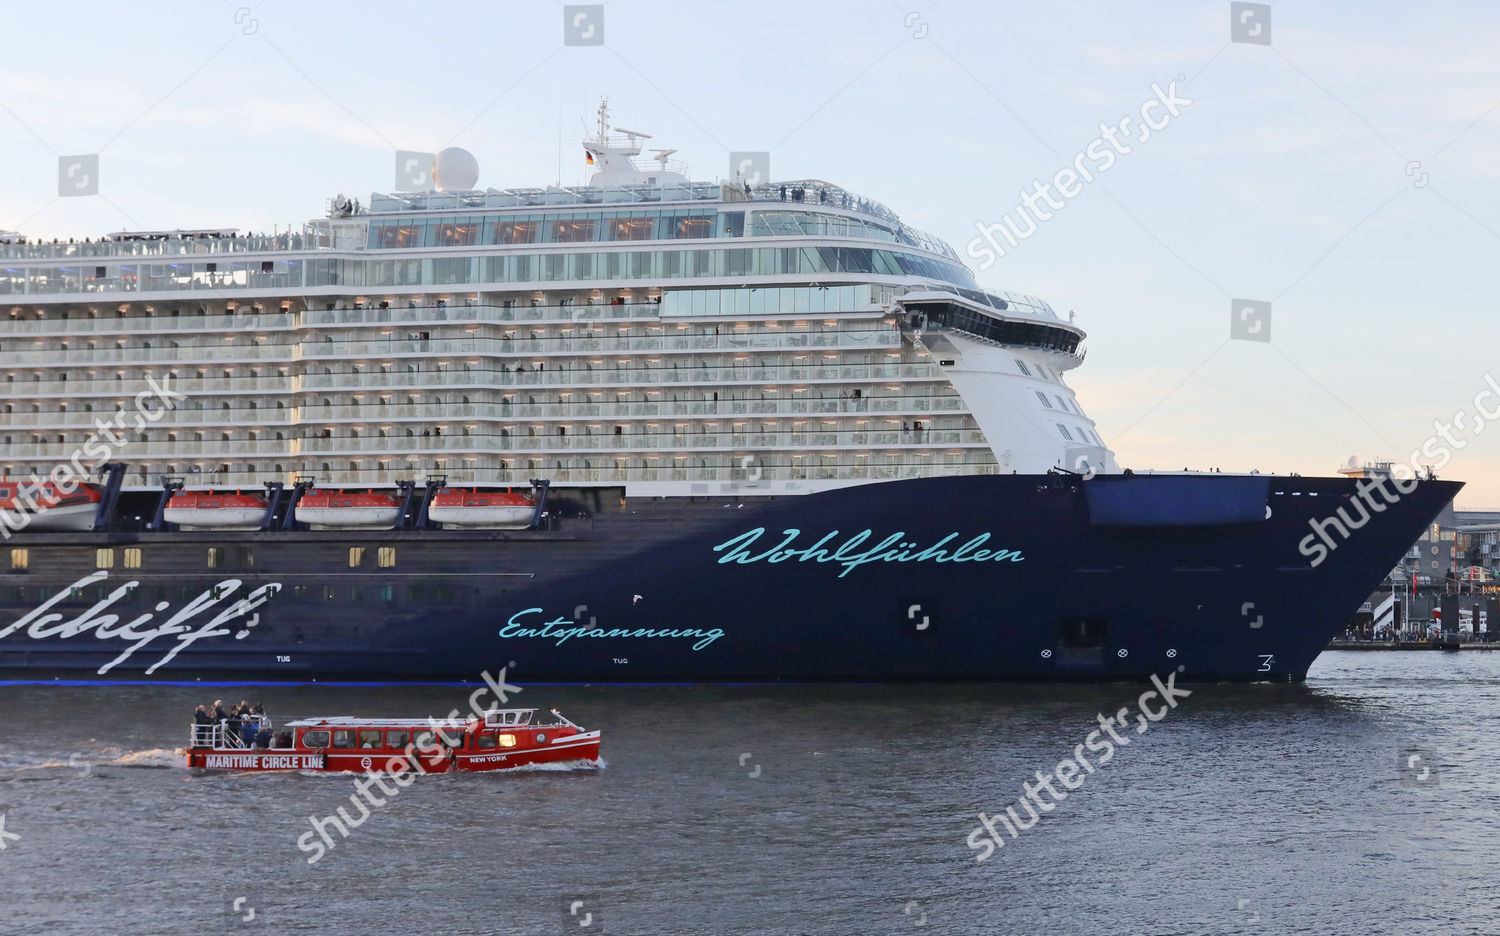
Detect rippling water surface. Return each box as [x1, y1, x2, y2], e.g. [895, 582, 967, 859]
[2, 652, 1498, 935]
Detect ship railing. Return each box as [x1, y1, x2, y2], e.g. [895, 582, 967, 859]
[0, 312, 297, 337]
[293, 428, 987, 455]
[295, 362, 940, 392]
[0, 232, 317, 262]
[281, 461, 1002, 488]
[293, 332, 896, 359]
[301, 303, 667, 328]
[0, 395, 965, 432]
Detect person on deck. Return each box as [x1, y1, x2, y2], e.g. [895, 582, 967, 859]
[193, 705, 212, 744]
[225, 707, 242, 746]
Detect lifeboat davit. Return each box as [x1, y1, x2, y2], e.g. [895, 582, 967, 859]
[163, 490, 267, 530]
[428, 488, 534, 529]
[0, 480, 103, 532]
[295, 490, 402, 530]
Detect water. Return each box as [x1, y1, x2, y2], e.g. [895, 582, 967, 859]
[2, 652, 1498, 935]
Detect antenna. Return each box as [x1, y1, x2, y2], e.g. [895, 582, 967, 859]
[650, 148, 677, 169]
[596, 96, 610, 141]
[614, 127, 652, 139]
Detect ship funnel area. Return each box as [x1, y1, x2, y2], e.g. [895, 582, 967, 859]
[583, 97, 689, 187]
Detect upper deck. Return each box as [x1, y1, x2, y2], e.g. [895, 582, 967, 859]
[0, 179, 957, 263]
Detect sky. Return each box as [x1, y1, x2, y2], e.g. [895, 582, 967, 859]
[0, 0, 1496, 508]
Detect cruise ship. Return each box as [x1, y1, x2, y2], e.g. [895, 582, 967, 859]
[0, 104, 1458, 682]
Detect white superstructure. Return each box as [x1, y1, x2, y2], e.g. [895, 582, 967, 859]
[0, 104, 1113, 496]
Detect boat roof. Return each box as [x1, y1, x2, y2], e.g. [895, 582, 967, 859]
[285, 709, 536, 728]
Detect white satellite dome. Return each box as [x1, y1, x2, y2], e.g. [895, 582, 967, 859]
[432, 147, 479, 192]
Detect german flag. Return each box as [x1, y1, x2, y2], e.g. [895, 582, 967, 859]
[585, 151, 595, 166]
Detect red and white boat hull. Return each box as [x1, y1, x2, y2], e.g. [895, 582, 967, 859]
[428, 505, 533, 529]
[294, 506, 401, 530]
[18, 501, 98, 531]
[163, 507, 264, 530]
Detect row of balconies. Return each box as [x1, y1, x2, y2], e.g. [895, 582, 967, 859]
[296, 363, 939, 390]
[0, 363, 943, 399]
[90, 460, 1000, 488]
[0, 429, 986, 461]
[0, 330, 899, 367]
[0, 394, 965, 428]
[0, 302, 890, 337]
[0, 313, 296, 336]
[300, 330, 898, 356]
[1, 376, 291, 397]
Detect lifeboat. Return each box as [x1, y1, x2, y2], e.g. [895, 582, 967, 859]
[163, 490, 267, 530]
[428, 487, 534, 529]
[184, 708, 601, 773]
[294, 489, 401, 530]
[0, 480, 103, 532]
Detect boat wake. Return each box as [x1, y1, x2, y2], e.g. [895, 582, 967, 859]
[505, 757, 607, 773]
[108, 747, 184, 769]
[0, 746, 182, 778]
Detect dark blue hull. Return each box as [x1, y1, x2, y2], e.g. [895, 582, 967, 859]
[0, 474, 1458, 683]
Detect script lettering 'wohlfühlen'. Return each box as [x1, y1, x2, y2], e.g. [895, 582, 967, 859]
[712, 528, 1025, 578]
[0, 572, 281, 674]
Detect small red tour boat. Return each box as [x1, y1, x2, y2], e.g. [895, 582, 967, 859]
[294, 489, 402, 529]
[185, 708, 601, 773]
[0, 479, 103, 531]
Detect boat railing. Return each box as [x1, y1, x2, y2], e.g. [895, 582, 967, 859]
[188, 714, 273, 750]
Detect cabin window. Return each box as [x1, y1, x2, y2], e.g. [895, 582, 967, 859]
[476, 732, 497, 749]
[357, 730, 383, 749]
[123, 547, 142, 569]
[377, 546, 396, 567]
[95, 548, 114, 569]
[9, 549, 27, 570]
[350, 585, 364, 601]
[497, 733, 518, 748]
[407, 584, 424, 601]
[386, 730, 410, 749]
[292, 585, 309, 601]
[301, 730, 330, 748]
[348, 546, 365, 568]
[331, 730, 356, 749]
[323, 586, 337, 601]
[207, 547, 223, 568]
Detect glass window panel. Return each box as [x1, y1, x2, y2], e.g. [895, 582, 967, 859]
[612, 217, 654, 241]
[551, 218, 596, 242]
